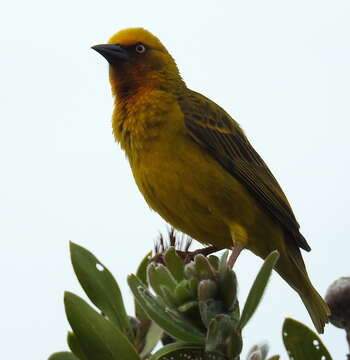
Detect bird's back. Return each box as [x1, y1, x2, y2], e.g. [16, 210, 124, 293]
[179, 89, 311, 252]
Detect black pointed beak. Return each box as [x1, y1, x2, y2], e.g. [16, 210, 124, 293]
[91, 44, 129, 64]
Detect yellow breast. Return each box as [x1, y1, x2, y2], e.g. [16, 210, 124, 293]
[112, 90, 280, 252]
[112, 89, 179, 156]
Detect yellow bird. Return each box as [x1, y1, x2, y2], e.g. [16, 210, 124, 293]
[92, 28, 330, 333]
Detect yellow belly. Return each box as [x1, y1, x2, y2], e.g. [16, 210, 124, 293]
[129, 130, 281, 253]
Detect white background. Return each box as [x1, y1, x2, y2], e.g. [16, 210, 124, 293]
[1, 0, 349, 359]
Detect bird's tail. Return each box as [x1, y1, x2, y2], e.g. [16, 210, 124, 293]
[298, 278, 330, 334]
[275, 241, 330, 334]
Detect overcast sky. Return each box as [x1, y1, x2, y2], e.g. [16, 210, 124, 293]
[1, 0, 350, 359]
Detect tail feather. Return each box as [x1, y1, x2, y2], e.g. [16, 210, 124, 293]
[275, 238, 330, 333]
[299, 282, 330, 334]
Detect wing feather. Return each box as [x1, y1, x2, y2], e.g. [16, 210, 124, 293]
[179, 90, 310, 251]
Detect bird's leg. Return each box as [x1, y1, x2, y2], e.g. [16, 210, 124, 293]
[227, 225, 246, 268]
[227, 244, 244, 268]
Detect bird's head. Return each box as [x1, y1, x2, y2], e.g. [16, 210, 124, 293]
[92, 28, 184, 97]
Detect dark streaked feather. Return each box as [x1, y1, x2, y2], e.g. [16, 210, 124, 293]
[179, 90, 310, 252]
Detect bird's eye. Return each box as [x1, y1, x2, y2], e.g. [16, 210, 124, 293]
[135, 44, 146, 54]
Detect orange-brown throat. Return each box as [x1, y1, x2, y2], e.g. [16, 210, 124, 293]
[110, 65, 184, 156]
[109, 64, 185, 101]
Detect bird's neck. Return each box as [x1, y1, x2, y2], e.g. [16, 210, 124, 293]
[109, 66, 185, 98]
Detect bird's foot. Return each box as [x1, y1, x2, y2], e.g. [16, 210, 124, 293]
[152, 245, 219, 264]
[180, 245, 219, 263]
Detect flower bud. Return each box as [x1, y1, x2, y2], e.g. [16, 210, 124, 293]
[325, 277, 350, 329]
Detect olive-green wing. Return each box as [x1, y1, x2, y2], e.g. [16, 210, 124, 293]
[179, 90, 310, 251]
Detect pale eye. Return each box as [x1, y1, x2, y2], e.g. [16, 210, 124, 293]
[135, 44, 146, 54]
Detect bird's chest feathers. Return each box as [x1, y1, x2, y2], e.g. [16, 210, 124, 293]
[112, 90, 180, 159]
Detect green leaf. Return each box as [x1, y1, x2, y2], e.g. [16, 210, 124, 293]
[160, 285, 179, 307]
[67, 332, 88, 360]
[206, 314, 234, 354]
[199, 299, 224, 327]
[174, 279, 198, 303]
[128, 274, 205, 344]
[64, 292, 139, 360]
[140, 322, 163, 358]
[208, 255, 220, 271]
[219, 267, 237, 312]
[282, 318, 332, 360]
[150, 343, 205, 360]
[136, 251, 152, 286]
[178, 300, 198, 313]
[238, 251, 279, 329]
[218, 251, 229, 274]
[69, 242, 130, 333]
[184, 262, 197, 279]
[231, 300, 240, 326]
[194, 254, 215, 280]
[227, 326, 243, 359]
[205, 314, 242, 358]
[147, 263, 178, 296]
[163, 247, 185, 282]
[135, 252, 152, 324]
[48, 352, 79, 360]
[198, 279, 218, 301]
[267, 356, 280, 360]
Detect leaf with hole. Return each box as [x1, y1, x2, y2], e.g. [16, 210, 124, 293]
[149, 343, 205, 360]
[69, 242, 130, 333]
[282, 318, 332, 360]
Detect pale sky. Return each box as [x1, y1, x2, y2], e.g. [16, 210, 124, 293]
[1, 1, 350, 359]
